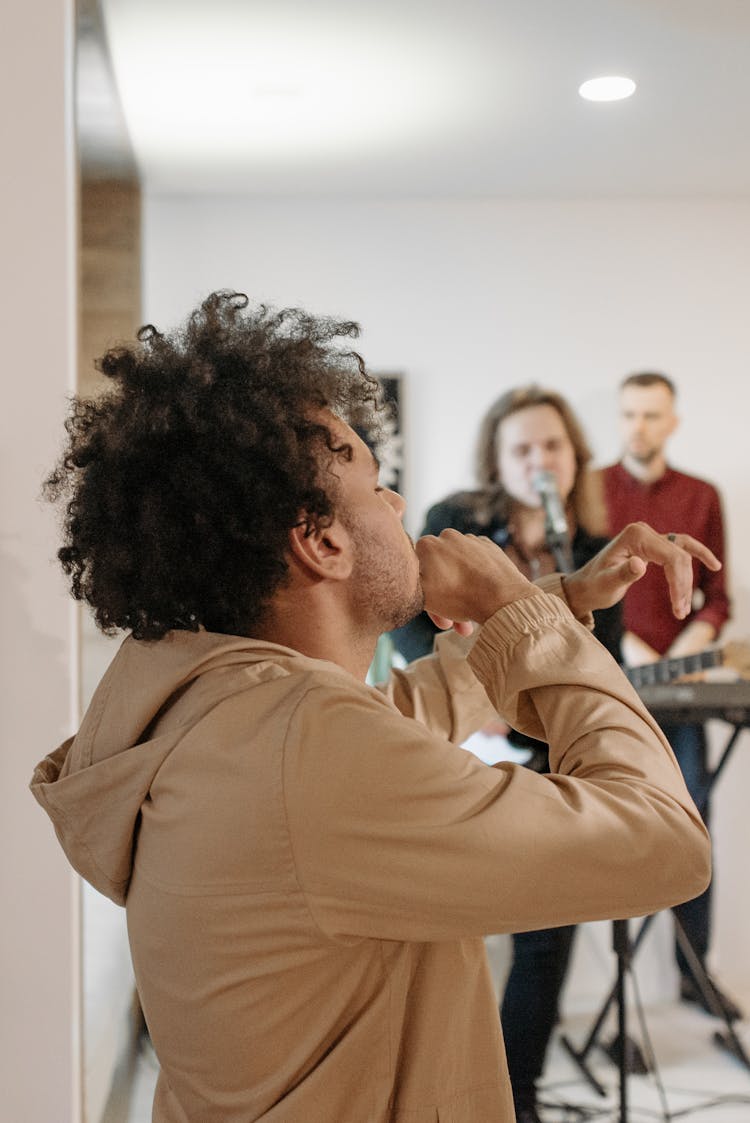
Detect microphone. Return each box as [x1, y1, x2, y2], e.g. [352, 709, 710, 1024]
[532, 470, 574, 573]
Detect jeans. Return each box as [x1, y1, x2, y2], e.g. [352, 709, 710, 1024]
[500, 924, 576, 1107]
[664, 722, 712, 974]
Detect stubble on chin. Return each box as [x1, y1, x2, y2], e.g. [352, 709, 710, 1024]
[349, 525, 424, 634]
[391, 579, 425, 631]
[627, 445, 658, 465]
[382, 531, 424, 631]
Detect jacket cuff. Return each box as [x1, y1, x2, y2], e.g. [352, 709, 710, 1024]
[467, 591, 573, 681]
[534, 572, 595, 632]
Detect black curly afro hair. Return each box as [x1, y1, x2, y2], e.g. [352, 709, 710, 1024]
[44, 290, 383, 640]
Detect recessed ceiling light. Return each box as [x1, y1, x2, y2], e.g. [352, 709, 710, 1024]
[578, 76, 636, 102]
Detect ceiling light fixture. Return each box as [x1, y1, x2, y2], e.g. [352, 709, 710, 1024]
[578, 76, 636, 102]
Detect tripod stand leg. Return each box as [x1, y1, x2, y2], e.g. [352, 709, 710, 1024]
[616, 924, 628, 1123]
[558, 1033, 608, 1098]
[558, 957, 620, 1096]
[674, 916, 750, 1070]
[559, 914, 654, 1087]
[606, 919, 660, 1121]
[558, 917, 654, 1108]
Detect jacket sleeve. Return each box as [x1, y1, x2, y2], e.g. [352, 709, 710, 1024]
[375, 573, 578, 744]
[284, 591, 710, 943]
[374, 629, 496, 744]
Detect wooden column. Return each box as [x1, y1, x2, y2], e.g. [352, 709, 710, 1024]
[79, 177, 142, 395]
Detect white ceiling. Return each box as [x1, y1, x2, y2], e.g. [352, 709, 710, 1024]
[90, 0, 750, 197]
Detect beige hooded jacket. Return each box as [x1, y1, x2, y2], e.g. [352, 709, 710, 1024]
[31, 585, 710, 1122]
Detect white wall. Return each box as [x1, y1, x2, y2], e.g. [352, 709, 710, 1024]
[143, 195, 750, 1006]
[0, 2, 80, 1120]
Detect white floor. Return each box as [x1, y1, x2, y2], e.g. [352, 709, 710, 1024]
[117, 999, 750, 1123]
[539, 1002, 750, 1122]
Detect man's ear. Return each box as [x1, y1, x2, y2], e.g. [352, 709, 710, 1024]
[288, 517, 353, 581]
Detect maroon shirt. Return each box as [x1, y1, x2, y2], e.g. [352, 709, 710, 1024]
[602, 462, 730, 655]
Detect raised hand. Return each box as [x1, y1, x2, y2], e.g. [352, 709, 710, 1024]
[563, 522, 721, 621]
[415, 529, 537, 634]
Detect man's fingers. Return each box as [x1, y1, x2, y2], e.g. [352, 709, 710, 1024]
[669, 579, 692, 620]
[666, 532, 721, 572]
[616, 523, 720, 620]
[660, 552, 693, 619]
[427, 611, 455, 631]
[585, 556, 647, 607]
[617, 524, 720, 573]
[418, 528, 537, 626]
[563, 522, 717, 619]
[426, 611, 474, 637]
[658, 531, 719, 617]
[623, 556, 647, 581]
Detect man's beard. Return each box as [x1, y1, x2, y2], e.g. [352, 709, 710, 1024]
[347, 518, 424, 633]
[627, 444, 659, 465]
[387, 580, 426, 632]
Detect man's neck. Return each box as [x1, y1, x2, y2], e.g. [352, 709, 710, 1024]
[254, 594, 377, 682]
[621, 452, 668, 484]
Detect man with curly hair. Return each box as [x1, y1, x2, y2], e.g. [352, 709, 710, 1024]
[32, 292, 714, 1123]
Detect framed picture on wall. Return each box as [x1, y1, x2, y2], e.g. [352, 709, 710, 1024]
[370, 373, 405, 497]
[362, 372, 406, 679]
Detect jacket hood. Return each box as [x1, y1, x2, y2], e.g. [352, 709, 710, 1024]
[30, 629, 336, 906]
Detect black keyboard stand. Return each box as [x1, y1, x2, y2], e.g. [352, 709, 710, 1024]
[559, 714, 750, 1113]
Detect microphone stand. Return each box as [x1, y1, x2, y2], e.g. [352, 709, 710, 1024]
[548, 533, 574, 576]
[533, 470, 574, 575]
[543, 491, 643, 1121]
[612, 919, 633, 1123]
